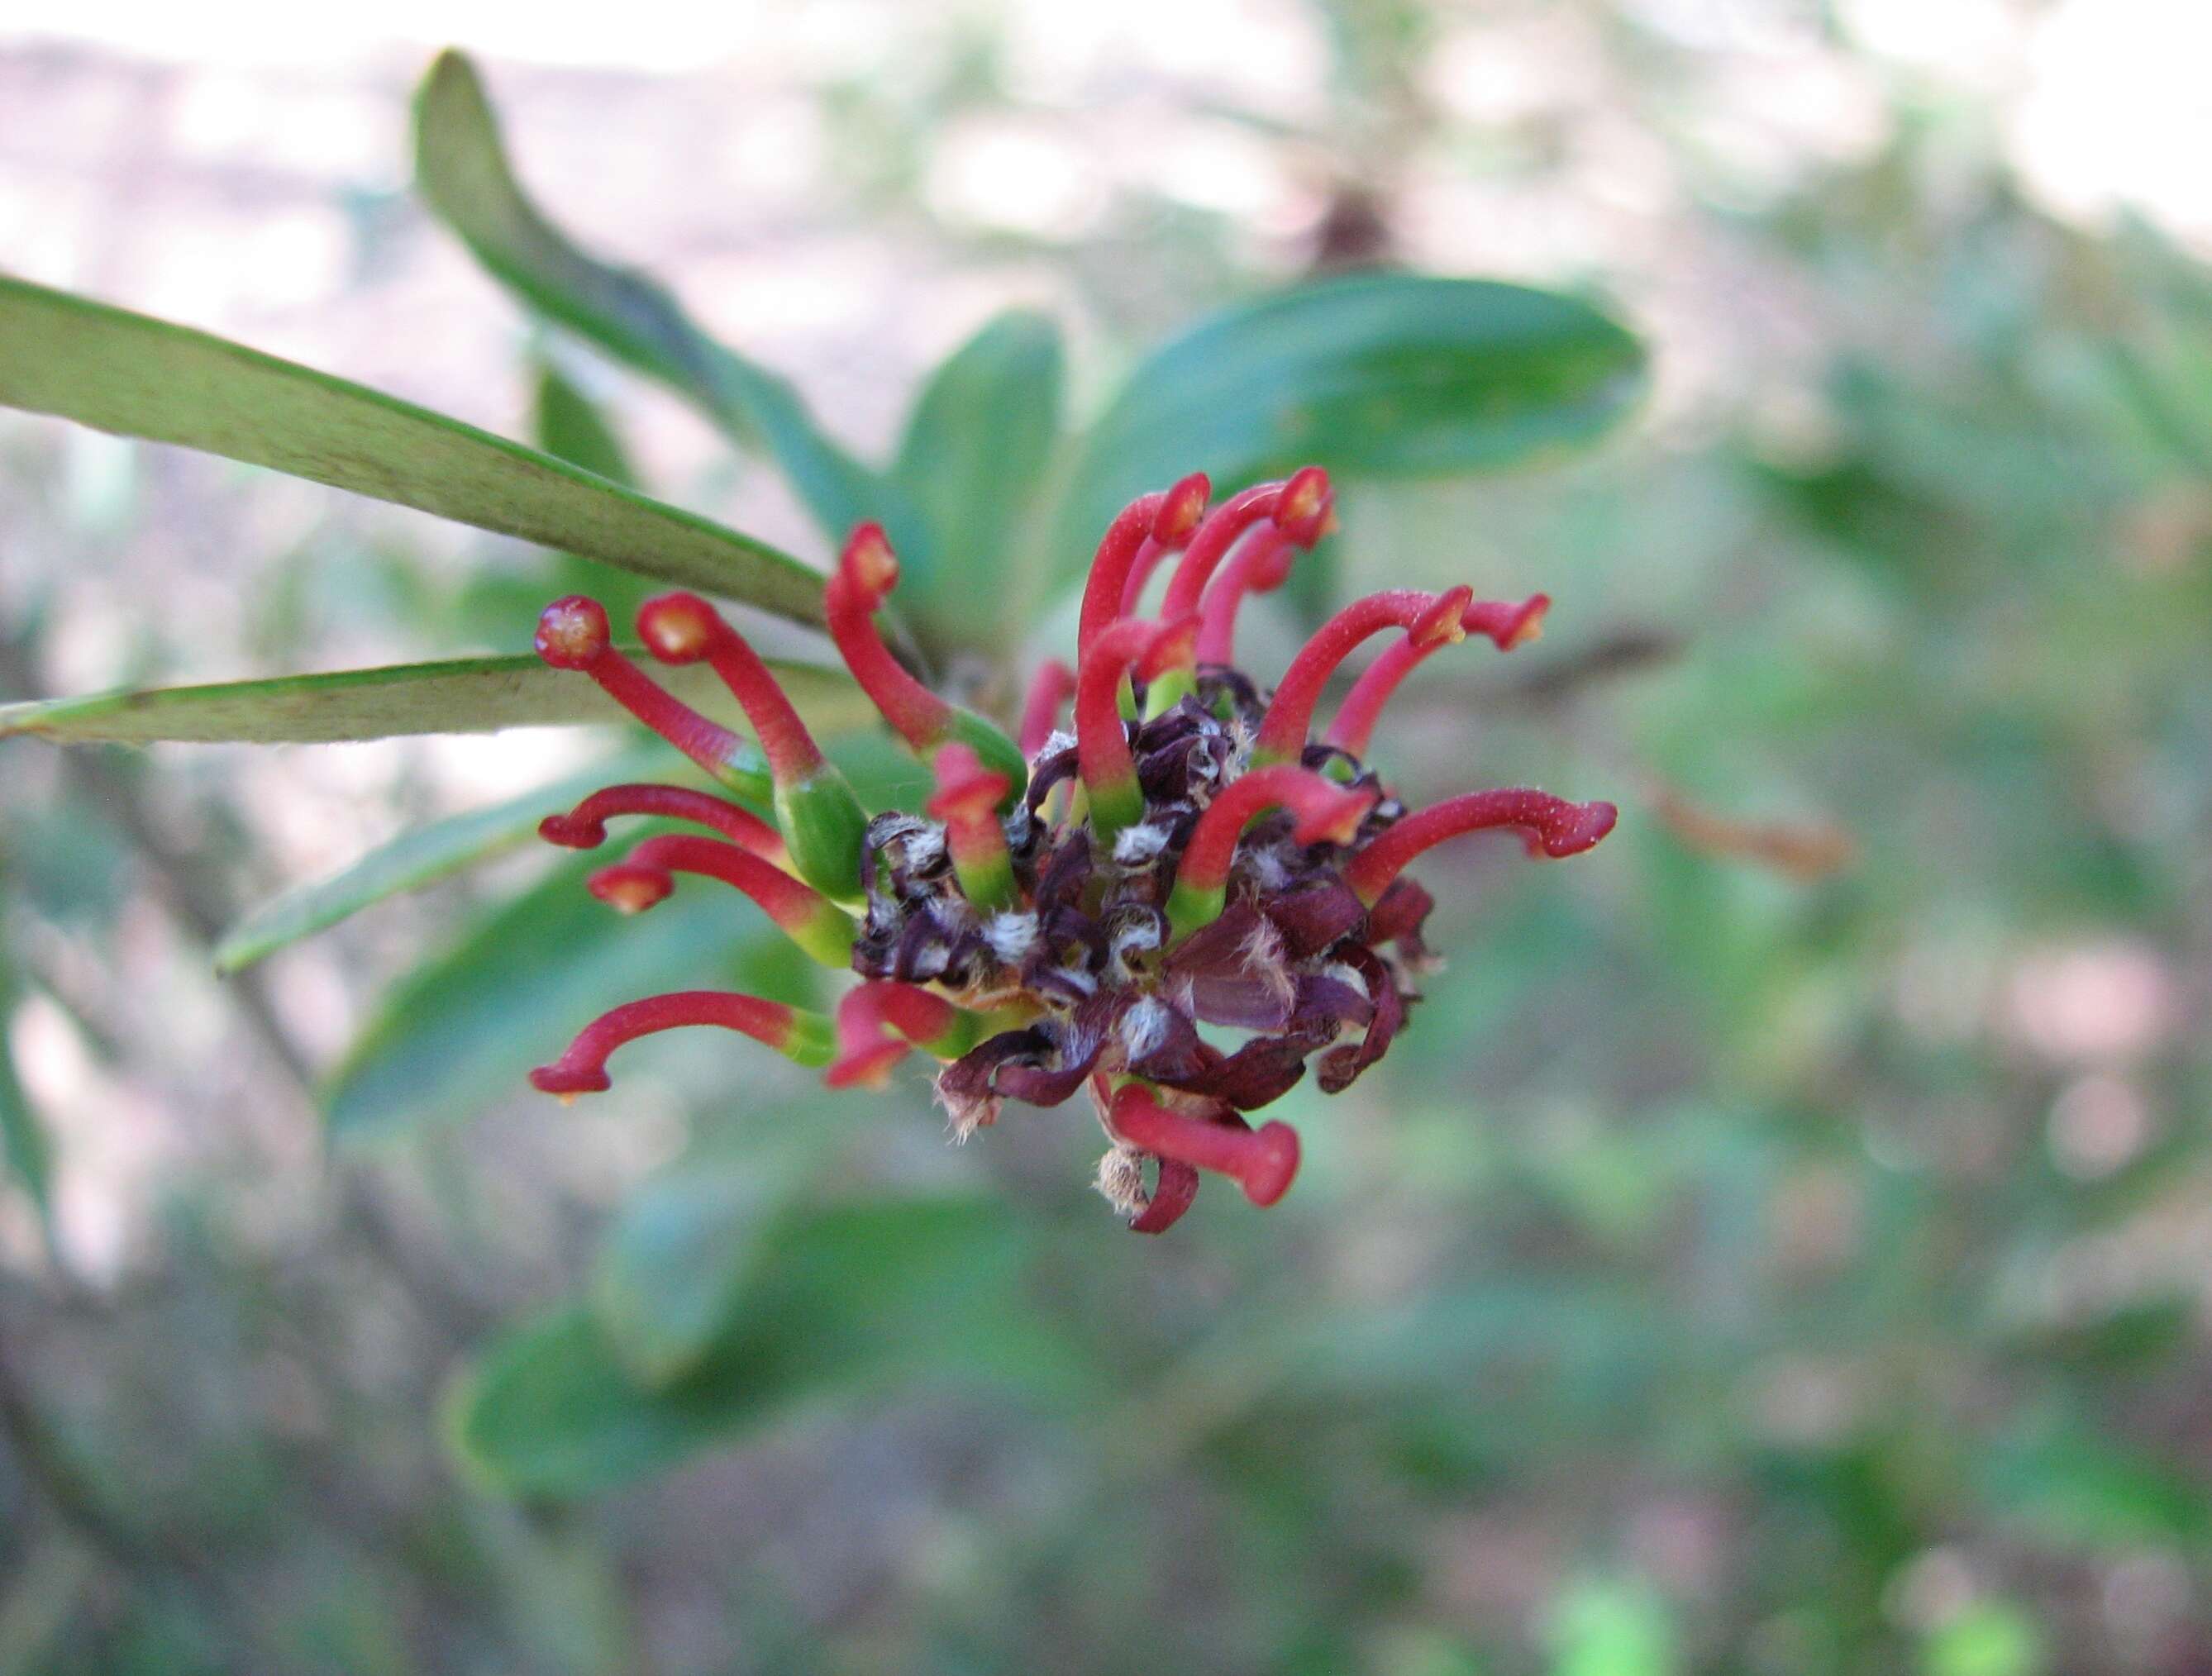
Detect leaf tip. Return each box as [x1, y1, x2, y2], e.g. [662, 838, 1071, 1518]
[419, 45, 482, 104]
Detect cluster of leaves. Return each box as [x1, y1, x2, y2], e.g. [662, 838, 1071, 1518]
[7, 31, 2211, 1676]
[0, 42, 1638, 1483]
[0, 49, 1638, 1000]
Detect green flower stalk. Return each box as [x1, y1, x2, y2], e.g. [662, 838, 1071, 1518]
[927, 743, 1018, 912]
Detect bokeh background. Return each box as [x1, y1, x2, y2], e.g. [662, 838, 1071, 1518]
[4, 2, 2211, 1672]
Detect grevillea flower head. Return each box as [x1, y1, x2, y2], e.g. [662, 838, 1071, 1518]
[528, 469, 1615, 1232]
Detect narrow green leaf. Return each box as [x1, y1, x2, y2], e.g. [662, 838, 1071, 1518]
[451, 359, 651, 634]
[0, 650, 875, 746]
[322, 844, 775, 1140]
[1051, 272, 1646, 587]
[198, 726, 919, 988]
[448, 1196, 1078, 1497]
[412, 51, 932, 575]
[512, 362, 653, 628]
[532, 362, 636, 488]
[0, 274, 828, 627]
[891, 310, 1064, 645]
[317, 737, 918, 1143]
[212, 745, 674, 974]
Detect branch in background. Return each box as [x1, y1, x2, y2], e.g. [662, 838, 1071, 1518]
[1376, 629, 1853, 883]
[1499, 626, 1680, 708]
[1377, 626, 1680, 721]
[1643, 779, 1858, 882]
[1503, 631, 1857, 883]
[0, 631, 494, 1336]
[0, 631, 508, 1659]
[27, 729, 317, 1089]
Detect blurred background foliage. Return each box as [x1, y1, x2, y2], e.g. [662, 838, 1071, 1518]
[2, 2, 2210, 1672]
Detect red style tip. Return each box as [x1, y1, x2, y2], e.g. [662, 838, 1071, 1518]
[1159, 479, 1286, 621]
[632, 592, 828, 783]
[1157, 468, 1332, 621]
[532, 595, 769, 797]
[587, 863, 674, 915]
[1471, 593, 1549, 650]
[1273, 465, 1333, 547]
[1411, 585, 1475, 652]
[597, 834, 854, 964]
[1152, 472, 1212, 546]
[1108, 1084, 1303, 1207]
[535, 595, 612, 669]
[633, 592, 720, 663]
[1324, 591, 1553, 759]
[1236, 1122, 1302, 1207]
[826, 522, 957, 752]
[528, 1061, 610, 1096]
[1544, 798, 1619, 856]
[1113, 473, 1217, 617]
[840, 522, 900, 605]
[619, 832, 815, 917]
[1252, 588, 1463, 764]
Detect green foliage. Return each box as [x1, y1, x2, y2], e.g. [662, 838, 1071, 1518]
[212, 747, 670, 973]
[321, 845, 776, 1139]
[1547, 1580, 1678, 1676]
[450, 1193, 1082, 1498]
[412, 51, 937, 607]
[16, 21, 2212, 1676]
[588, 1159, 794, 1388]
[0, 650, 874, 746]
[1922, 1604, 2045, 1676]
[891, 309, 1065, 644]
[0, 275, 827, 626]
[531, 363, 637, 490]
[1051, 272, 1646, 586]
